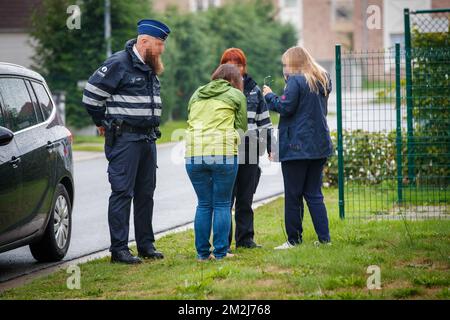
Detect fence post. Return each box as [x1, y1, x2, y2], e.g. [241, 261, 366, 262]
[395, 43, 403, 204]
[335, 44, 345, 219]
[404, 8, 415, 185]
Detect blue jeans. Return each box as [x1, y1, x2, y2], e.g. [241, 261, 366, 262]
[186, 156, 238, 259]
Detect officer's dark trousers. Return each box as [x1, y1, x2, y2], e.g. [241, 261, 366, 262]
[229, 164, 261, 247]
[105, 134, 157, 253]
[281, 158, 330, 245]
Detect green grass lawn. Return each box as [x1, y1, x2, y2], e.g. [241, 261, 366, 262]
[1, 188, 448, 300]
[269, 111, 279, 125]
[343, 182, 449, 219]
[362, 78, 390, 90]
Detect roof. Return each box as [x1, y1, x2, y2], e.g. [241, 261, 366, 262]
[0, 0, 42, 30]
[0, 62, 44, 82]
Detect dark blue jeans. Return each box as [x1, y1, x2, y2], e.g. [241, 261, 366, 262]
[186, 156, 238, 259]
[281, 158, 330, 244]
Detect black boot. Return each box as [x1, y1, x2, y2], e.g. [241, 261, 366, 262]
[236, 240, 262, 249]
[138, 247, 164, 260]
[111, 249, 142, 264]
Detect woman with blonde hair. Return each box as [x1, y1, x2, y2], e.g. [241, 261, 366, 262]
[262, 46, 333, 250]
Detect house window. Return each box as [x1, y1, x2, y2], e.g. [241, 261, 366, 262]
[331, 0, 353, 25]
[191, 0, 221, 12]
[284, 0, 298, 8]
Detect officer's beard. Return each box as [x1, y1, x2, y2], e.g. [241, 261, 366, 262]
[145, 50, 164, 76]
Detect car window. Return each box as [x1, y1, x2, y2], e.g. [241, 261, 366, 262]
[25, 80, 44, 123]
[31, 82, 54, 120]
[0, 106, 5, 127]
[0, 78, 38, 132]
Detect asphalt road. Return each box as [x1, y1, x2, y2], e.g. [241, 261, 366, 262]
[0, 142, 284, 282]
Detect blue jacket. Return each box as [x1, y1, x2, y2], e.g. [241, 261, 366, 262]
[265, 74, 333, 161]
[83, 39, 162, 128]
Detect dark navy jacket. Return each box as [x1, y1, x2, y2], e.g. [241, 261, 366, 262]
[239, 74, 273, 163]
[83, 39, 162, 129]
[265, 74, 333, 161]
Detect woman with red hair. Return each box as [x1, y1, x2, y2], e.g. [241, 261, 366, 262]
[220, 48, 273, 251]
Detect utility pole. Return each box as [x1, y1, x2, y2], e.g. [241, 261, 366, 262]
[104, 0, 111, 57]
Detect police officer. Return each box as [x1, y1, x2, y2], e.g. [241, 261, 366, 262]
[82, 19, 170, 264]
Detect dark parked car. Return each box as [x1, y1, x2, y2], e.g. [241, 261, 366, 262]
[0, 62, 74, 262]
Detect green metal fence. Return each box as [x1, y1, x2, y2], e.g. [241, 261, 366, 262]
[335, 8, 449, 220]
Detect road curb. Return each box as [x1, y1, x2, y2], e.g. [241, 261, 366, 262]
[73, 142, 180, 163]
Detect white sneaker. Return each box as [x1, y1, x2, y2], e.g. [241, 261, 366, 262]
[214, 253, 236, 260]
[274, 242, 296, 250]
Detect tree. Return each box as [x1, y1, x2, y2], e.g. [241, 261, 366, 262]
[158, 7, 214, 121]
[30, 0, 297, 128]
[30, 0, 153, 128]
[159, 0, 297, 121]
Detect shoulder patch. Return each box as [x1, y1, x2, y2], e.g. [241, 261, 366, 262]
[96, 66, 109, 77]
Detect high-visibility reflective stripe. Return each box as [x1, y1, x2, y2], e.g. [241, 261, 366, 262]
[247, 123, 258, 130]
[106, 95, 162, 104]
[247, 111, 256, 118]
[154, 96, 162, 104]
[107, 107, 161, 116]
[107, 107, 151, 116]
[83, 95, 105, 107]
[107, 95, 151, 104]
[84, 83, 111, 98]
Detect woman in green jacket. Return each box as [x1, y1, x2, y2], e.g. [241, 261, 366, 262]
[185, 64, 247, 261]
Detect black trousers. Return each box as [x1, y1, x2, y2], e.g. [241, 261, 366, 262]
[281, 158, 330, 245]
[105, 134, 157, 253]
[229, 164, 261, 247]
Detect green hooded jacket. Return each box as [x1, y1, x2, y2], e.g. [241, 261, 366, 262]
[185, 79, 248, 157]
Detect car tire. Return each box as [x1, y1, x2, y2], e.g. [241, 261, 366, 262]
[30, 183, 72, 262]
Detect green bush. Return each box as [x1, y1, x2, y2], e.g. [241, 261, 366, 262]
[323, 130, 449, 187]
[409, 23, 450, 187]
[324, 131, 397, 187]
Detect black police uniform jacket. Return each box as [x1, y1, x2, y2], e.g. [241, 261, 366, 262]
[82, 39, 162, 130]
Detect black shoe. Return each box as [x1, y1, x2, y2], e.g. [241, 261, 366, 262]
[227, 248, 232, 254]
[236, 240, 262, 249]
[111, 249, 142, 264]
[138, 247, 164, 260]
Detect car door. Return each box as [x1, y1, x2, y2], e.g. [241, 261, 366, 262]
[26, 80, 58, 223]
[0, 82, 24, 246]
[0, 77, 54, 239]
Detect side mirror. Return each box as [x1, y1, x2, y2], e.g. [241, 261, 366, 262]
[0, 126, 14, 146]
